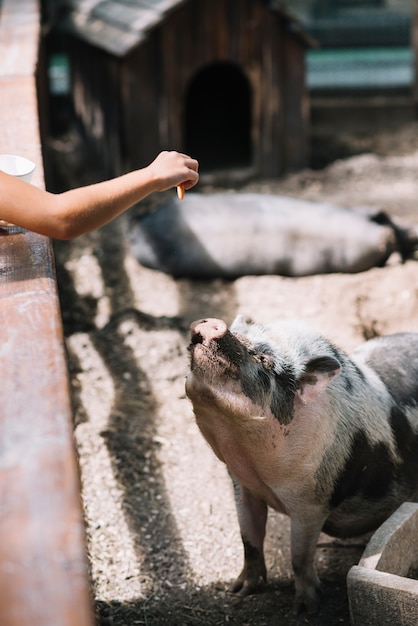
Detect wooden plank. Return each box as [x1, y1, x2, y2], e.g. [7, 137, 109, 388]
[0, 231, 95, 626]
[0, 0, 39, 77]
[120, 38, 161, 169]
[413, 0, 418, 107]
[282, 33, 310, 172]
[0, 1, 96, 624]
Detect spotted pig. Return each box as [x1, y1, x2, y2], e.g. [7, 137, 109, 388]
[185, 316, 418, 613]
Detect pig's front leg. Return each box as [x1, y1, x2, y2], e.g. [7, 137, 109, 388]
[229, 481, 268, 596]
[290, 515, 326, 614]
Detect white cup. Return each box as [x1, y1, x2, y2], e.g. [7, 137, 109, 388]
[0, 154, 35, 182]
[0, 155, 36, 227]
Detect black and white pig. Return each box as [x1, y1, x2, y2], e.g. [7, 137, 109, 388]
[129, 193, 418, 278]
[185, 316, 418, 613]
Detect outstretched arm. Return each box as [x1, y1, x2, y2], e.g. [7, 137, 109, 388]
[0, 150, 199, 239]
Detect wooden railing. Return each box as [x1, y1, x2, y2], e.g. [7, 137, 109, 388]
[0, 2, 96, 624]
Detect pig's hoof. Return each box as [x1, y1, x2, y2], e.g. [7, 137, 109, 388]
[292, 588, 321, 615]
[229, 574, 265, 597]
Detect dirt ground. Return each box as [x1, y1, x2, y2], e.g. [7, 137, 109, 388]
[51, 120, 418, 626]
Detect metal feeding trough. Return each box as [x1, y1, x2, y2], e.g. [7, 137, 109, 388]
[347, 502, 418, 626]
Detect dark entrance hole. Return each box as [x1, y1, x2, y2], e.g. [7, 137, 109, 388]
[184, 62, 252, 172]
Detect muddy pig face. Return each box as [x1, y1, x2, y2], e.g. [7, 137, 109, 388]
[186, 315, 341, 426]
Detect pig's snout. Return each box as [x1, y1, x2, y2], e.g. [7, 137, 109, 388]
[190, 318, 228, 346]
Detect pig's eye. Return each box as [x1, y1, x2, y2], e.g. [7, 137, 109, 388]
[260, 353, 275, 369]
[252, 343, 276, 370]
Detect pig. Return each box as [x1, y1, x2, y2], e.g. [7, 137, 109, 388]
[185, 316, 418, 613]
[128, 193, 418, 278]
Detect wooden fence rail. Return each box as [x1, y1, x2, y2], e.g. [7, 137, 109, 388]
[0, 1, 96, 624]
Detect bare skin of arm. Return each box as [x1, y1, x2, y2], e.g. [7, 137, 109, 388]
[0, 150, 199, 239]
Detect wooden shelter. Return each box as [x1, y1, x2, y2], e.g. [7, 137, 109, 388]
[49, 0, 314, 180]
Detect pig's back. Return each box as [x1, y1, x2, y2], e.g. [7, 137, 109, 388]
[352, 332, 418, 408]
[322, 333, 418, 538]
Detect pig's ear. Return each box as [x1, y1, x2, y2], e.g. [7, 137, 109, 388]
[230, 314, 250, 334]
[296, 356, 341, 404]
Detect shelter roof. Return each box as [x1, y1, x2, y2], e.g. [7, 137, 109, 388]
[57, 0, 315, 57]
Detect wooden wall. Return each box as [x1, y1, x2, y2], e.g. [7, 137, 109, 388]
[71, 40, 123, 178]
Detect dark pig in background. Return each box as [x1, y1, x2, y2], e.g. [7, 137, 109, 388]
[185, 316, 418, 613]
[128, 193, 418, 278]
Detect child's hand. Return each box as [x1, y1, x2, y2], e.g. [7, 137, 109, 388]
[147, 151, 199, 193]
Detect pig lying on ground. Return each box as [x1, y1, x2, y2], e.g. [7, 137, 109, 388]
[129, 193, 418, 278]
[185, 316, 418, 613]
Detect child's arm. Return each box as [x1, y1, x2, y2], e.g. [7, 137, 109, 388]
[0, 150, 199, 239]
